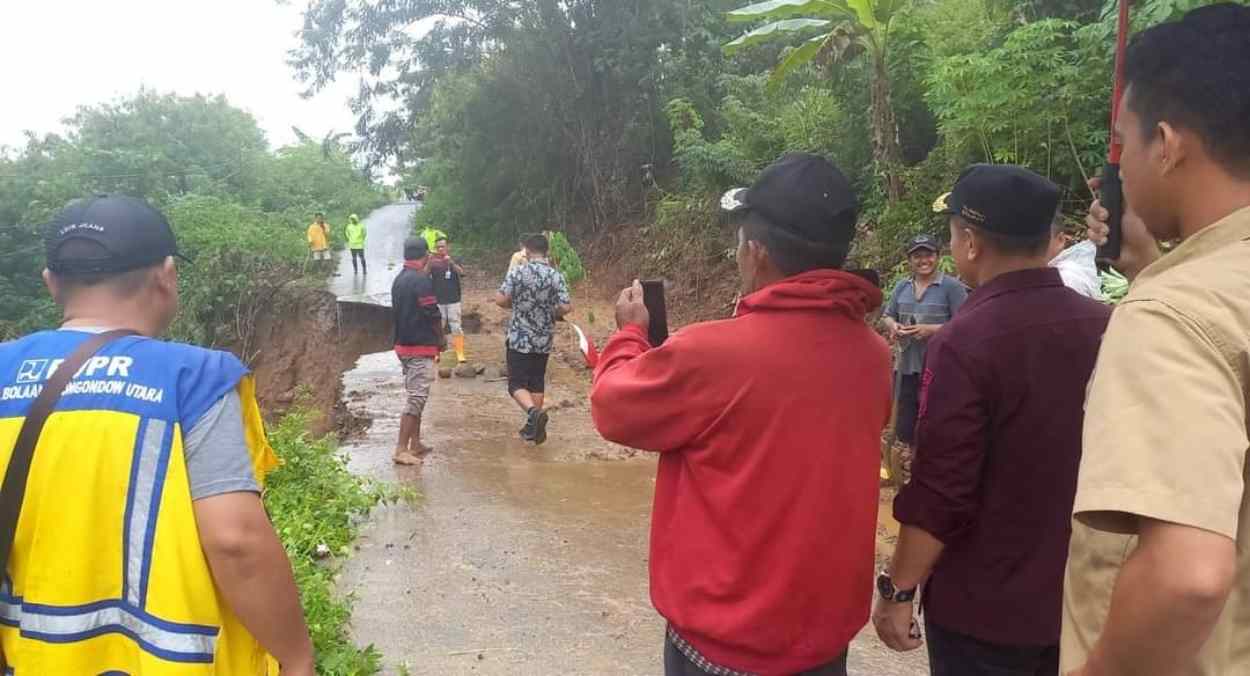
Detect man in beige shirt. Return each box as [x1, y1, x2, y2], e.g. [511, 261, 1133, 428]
[1062, 5, 1250, 676]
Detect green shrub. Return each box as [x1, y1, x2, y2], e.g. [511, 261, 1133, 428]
[548, 231, 586, 285]
[265, 408, 410, 676]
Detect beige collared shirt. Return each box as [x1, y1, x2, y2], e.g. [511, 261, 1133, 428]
[1061, 206, 1250, 675]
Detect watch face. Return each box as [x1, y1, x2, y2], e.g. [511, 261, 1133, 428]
[896, 588, 916, 603]
[876, 573, 894, 600]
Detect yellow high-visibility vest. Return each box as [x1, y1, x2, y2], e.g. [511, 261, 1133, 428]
[0, 330, 280, 674]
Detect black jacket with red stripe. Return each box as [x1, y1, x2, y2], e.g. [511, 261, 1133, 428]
[392, 262, 443, 357]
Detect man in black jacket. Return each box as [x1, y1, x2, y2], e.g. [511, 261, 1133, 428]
[391, 238, 445, 464]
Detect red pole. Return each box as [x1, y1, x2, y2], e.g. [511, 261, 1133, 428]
[1108, 0, 1132, 163]
[1098, 0, 1132, 262]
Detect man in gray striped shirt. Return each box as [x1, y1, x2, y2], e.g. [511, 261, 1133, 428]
[881, 234, 968, 471]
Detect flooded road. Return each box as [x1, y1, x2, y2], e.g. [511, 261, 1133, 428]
[332, 204, 929, 675]
[328, 202, 419, 306]
[339, 352, 659, 674]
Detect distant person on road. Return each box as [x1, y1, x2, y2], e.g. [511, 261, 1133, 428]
[391, 238, 445, 465]
[1062, 7, 1250, 675]
[345, 213, 367, 275]
[0, 195, 314, 674]
[873, 166, 1111, 675]
[880, 233, 967, 479]
[591, 153, 892, 676]
[419, 225, 447, 252]
[307, 212, 331, 265]
[495, 233, 571, 445]
[429, 237, 467, 364]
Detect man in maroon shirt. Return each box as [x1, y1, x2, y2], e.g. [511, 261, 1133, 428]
[872, 165, 1111, 675]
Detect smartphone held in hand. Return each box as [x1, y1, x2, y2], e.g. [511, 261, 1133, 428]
[641, 280, 669, 347]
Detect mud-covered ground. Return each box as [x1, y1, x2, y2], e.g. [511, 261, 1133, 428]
[330, 204, 929, 675]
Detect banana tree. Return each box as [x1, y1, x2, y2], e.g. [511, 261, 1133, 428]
[725, 0, 912, 203]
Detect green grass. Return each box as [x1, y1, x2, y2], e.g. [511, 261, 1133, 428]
[265, 408, 415, 675]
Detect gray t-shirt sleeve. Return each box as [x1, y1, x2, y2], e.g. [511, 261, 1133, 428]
[945, 277, 970, 316]
[884, 282, 902, 320]
[183, 391, 260, 500]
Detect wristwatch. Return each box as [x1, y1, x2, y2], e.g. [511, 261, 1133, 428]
[877, 572, 917, 603]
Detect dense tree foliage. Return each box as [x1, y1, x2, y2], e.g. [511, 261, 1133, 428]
[0, 92, 385, 342]
[292, 0, 1244, 274]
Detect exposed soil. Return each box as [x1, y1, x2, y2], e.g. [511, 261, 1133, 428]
[242, 284, 393, 434]
[579, 220, 741, 327]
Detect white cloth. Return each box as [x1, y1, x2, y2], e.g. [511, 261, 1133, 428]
[1050, 241, 1104, 301]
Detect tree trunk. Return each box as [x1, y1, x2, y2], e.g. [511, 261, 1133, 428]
[869, 50, 905, 203]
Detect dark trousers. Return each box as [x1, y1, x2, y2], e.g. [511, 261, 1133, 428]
[895, 372, 921, 445]
[663, 633, 848, 676]
[926, 617, 1058, 676]
[350, 248, 367, 273]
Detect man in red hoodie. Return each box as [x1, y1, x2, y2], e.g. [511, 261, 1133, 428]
[591, 153, 892, 676]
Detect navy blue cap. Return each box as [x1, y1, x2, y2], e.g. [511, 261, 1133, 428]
[907, 234, 940, 255]
[45, 195, 187, 275]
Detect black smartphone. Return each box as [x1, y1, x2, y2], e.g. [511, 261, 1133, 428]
[641, 280, 669, 347]
[1097, 162, 1124, 262]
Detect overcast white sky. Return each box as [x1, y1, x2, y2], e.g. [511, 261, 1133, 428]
[0, 0, 364, 152]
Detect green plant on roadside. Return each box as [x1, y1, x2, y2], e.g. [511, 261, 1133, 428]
[548, 231, 586, 285]
[265, 408, 412, 676]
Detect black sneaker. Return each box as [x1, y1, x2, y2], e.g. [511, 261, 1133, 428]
[532, 409, 550, 446]
[520, 410, 537, 441]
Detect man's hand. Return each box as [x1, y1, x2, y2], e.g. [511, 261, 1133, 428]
[872, 596, 923, 652]
[898, 324, 940, 341]
[1086, 177, 1160, 281]
[194, 492, 314, 672]
[615, 280, 650, 331]
[882, 317, 900, 342]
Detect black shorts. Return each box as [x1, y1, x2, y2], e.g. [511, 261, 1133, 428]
[895, 373, 921, 445]
[506, 348, 550, 395]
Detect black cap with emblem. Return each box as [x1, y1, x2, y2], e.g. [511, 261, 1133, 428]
[45, 195, 189, 275]
[907, 233, 941, 255]
[721, 152, 858, 251]
[933, 164, 1061, 238]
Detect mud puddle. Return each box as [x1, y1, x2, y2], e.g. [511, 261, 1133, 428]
[338, 351, 659, 675]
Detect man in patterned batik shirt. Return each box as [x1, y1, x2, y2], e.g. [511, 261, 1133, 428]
[495, 233, 572, 445]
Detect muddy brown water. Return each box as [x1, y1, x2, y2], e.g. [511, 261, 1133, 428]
[333, 204, 928, 675]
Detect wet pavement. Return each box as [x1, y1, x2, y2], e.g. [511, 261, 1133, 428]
[328, 202, 421, 306]
[332, 204, 929, 675]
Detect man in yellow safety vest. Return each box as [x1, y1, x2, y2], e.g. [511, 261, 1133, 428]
[0, 195, 314, 674]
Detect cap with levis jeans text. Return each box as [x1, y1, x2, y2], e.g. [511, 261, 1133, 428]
[720, 152, 858, 251]
[45, 195, 189, 275]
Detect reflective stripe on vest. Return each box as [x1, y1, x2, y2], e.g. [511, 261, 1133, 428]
[124, 417, 168, 608]
[0, 589, 217, 663]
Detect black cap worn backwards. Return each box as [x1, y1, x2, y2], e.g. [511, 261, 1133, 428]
[907, 233, 940, 255]
[933, 164, 1061, 238]
[404, 237, 429, 261]
[45, 194, 188, 275]
[721, 152, 858, 249]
